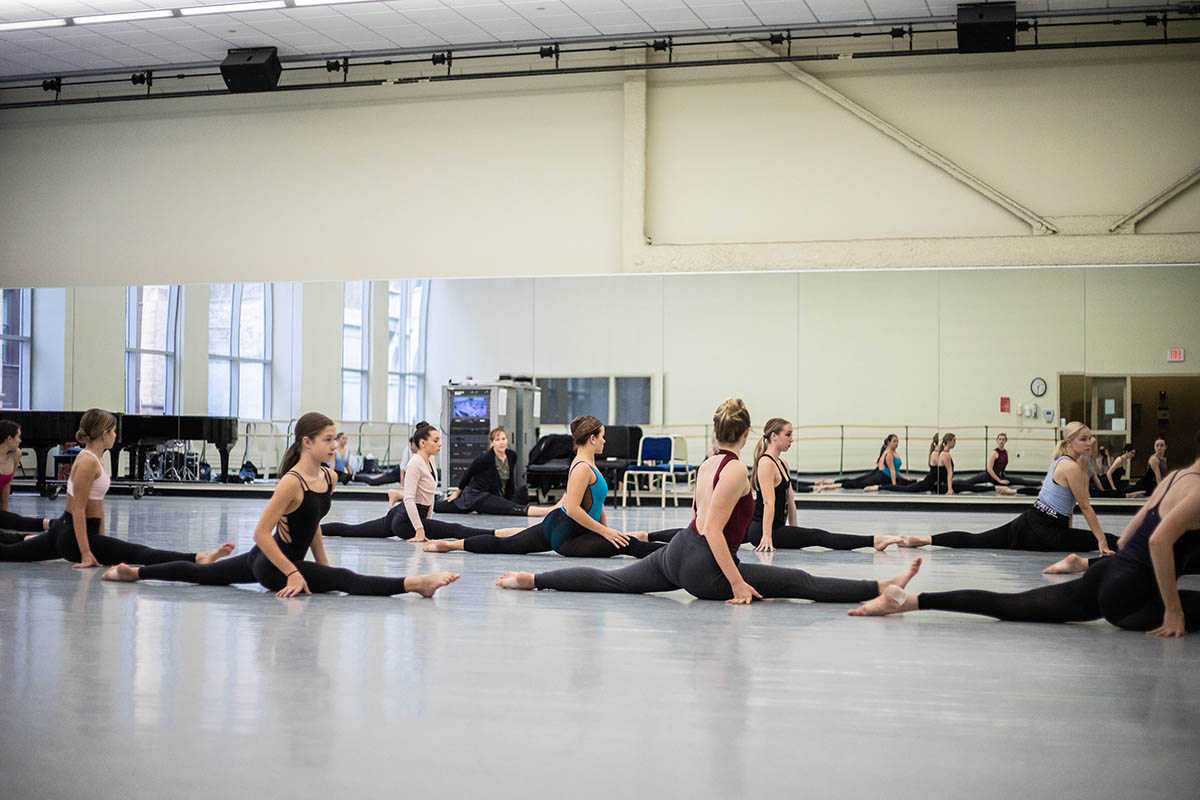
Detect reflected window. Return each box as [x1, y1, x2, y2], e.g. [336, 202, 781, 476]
[387, 279, 429, 424]
[342, 281, 370, 421]
[125, 285, 179, 415]
[0, 288, 32, 409]
[208, 283, 271, 419]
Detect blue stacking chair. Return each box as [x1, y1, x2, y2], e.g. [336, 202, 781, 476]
[621, 436, 675, 506]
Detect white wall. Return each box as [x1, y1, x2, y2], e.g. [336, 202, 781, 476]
[1, 46, 1197, 288]
[421, 265, 1200, 471]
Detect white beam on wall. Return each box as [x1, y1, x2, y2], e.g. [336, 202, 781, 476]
[621, 55, 648, 272]
[741, 41, 1059, 236]
[1109, 163, 1200, 233]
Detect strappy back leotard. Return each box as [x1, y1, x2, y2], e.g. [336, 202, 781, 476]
[690, 449, 754, 548]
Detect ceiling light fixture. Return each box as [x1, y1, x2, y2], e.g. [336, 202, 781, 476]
[293, 0, 372, 6]
[181, 1, 286, 16]
[75, 10, 175, 25]
[0, 19, 68, 31]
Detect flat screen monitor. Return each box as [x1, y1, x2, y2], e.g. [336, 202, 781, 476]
[452, 393, 489, 419]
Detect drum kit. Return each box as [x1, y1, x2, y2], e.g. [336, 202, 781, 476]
[142, 440, 200, 482]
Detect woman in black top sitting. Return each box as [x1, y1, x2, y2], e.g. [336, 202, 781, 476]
[434, 426, 555, 518]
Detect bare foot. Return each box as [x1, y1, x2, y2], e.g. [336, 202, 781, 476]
[42, 518, 50, 530]
[897, 536, 931, 548]
[387, 489, 404, 508]
[862, 485, 879, 493]
[423, 539, 461, 553]
[102, 563, 140, 582]
[631, 531, 649, 542]
[196, 542, 235, 564]
[880, 557, 922, 591]
[496, 571, 535, 590]
[1043, 553, 1089, 575]
[996, 486, 1018, 496]
[24, 534, 39, 541]
[848, 585, 916, 616]
[494, 527, 524, 538]
[1126, 491, 1146, 499]
[405, 572, 460, 598]
[873, 535, 900, 551]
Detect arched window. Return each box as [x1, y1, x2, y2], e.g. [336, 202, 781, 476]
[387, 279, 429, 424]
[125, 285, 179, 415]
[1, 288, 32, 410]
[209, 283, 271, 419]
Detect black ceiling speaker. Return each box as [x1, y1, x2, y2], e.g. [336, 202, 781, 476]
[957, 2, 1017, 53]
[220, 47, 282, 93]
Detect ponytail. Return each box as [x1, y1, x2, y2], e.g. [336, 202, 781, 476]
[929, 434, 940, 454]
[753, 418, 790, 492]
[878, 434, 898, 460]
[280, 412, 334, 476]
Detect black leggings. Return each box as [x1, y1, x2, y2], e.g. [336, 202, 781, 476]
[838, 470, 908, 490]
[0, 514, 199, 565]
[919, 556, 1199, 630]
[353, 467, 403, 486]
[461, 522, 664, 559]
[0, 508, 46, 532]
[137, 548, 412, 596]
[434, 488, 528, 516]
[321, 505, 490, 540]
[930, 507, 1118, 552]
[744, 521, 876, 550]
[534, 525, 880, 601]
[877, 472, 942, 494]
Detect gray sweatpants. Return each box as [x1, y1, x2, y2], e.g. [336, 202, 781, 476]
[534, 527, 879, 603]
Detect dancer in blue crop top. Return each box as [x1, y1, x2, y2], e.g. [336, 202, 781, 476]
[879, 422, 1118, 553]
[851, 429, 1200, 635]
[815, 434, 912, 492]
[424, 416, 662, 559]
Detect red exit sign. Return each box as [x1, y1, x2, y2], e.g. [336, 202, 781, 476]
[1168, 348, 1185, 362]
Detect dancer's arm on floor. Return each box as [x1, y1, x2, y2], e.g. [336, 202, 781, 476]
[884, 451, 899, 485]
[68, 458, 101, 569]
[986, 450, 1008, 485]
[403, 459, 429, 542]
[563, 463, 628, 547]
[1062, 460, 1111, 554]
[703, 467, 760, 605]
[785, 462, 797, 527]
[1147, 489, 1200, 637]
[941, 452, 954, 496]
[754, 458, 777, 552]
[252, 474, 310, 596]
[1105, 456, 1125, 489]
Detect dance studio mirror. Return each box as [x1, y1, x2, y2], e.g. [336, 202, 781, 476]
[3, 264, 1197, 493]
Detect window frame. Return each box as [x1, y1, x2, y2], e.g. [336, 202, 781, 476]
[387, 279, 430, 425]
[124, 285, 179, 415]
[208, 283, 273, 420]
[534, 375, 653, 426]
[341, 280, 371, 422]
[0, 288, 32, 410]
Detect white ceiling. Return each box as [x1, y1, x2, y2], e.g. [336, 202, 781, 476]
[0, 1, 1160, 79]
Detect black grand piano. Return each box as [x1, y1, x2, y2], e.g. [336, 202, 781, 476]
[0, 411, 238, 496]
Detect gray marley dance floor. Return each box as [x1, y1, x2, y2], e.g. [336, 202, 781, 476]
[1, 496, 1197, 799]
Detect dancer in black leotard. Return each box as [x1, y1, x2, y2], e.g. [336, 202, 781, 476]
[103, 412, 459, 598]
[424, 416, 660, 559]
[496, 399, 922, 603]
[433, 426, 556, 518]
[881, 422, 1118, 553]
[746, 418, 892, 552]
[816, 434, 910, 492]
[0, 419, 50, 541]
[0, 409, 235, 567]
[851, 430, 1200, 635]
